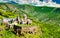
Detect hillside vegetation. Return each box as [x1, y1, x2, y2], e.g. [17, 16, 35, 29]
[0, 3, 60, 38]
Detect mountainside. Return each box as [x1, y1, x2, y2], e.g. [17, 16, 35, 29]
[0, 3, 60, 25]
[0, 3, 60, 38]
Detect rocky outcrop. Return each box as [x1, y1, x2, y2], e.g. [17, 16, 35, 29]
[22, 14, 32, 24]
[12, 14, 32, 25]
[13, 25, 39, 36]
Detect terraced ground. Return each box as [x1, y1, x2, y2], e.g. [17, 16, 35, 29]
[0, 3, 60, 38]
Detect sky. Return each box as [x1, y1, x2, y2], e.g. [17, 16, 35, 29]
[40, 0, 60, 4]
[53, 0, 60, 4]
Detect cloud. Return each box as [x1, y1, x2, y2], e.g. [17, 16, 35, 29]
[0, 0, 60, 7]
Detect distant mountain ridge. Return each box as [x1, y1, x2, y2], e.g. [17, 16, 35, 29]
[8, 1, 17, 4]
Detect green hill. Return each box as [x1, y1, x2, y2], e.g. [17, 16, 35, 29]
[0, 3, 60, 38]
